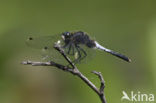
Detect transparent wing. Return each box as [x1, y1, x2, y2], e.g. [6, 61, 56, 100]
[26, 35, 61, 50]
[26, 34, 67, 64]
[26, 34, 96, 65]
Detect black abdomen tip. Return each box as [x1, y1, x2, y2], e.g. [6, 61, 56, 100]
[109, 51, 131, 63]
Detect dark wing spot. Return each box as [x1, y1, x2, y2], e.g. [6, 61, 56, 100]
[28, 37, 33, 40]
[44, 46, 48, 50]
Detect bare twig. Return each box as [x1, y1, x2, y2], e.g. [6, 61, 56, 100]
[22, 44, 107, 103]
[92, 71, 106, 103]
[54, 44, 75, 68]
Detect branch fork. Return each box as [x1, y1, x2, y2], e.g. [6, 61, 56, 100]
[22, 43, 107, 103]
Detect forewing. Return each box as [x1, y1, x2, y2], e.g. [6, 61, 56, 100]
[26, 35, 67, 64]
[26, 35, 61, 49]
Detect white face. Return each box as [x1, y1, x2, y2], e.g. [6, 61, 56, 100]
[61, 35, 65, 40]
[61, 32, 70, 40]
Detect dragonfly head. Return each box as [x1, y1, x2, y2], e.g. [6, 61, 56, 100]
[61, 32, 71, 40]
[61, 32, 72, 45]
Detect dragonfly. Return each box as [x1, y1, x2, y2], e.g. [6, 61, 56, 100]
[26, 31, 131, 64]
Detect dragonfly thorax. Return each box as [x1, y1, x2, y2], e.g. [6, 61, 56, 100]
[62, 31, 96, 48]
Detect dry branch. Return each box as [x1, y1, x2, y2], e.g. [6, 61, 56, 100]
[22, 43, 107, 103]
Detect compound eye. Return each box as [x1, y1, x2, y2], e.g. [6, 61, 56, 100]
[64, 32, 70, 36]
[62, 32, 70, 40]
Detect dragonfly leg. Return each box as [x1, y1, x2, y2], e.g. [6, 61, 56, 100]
[71, 45, 82, 64]
[67, 44, 72, 54]
[71, 44, 75, 55]
[75, 46, 82, 63]
[77, 46, 87, 62]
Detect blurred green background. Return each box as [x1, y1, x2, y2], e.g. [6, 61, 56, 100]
[0, 0, 156, 103]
